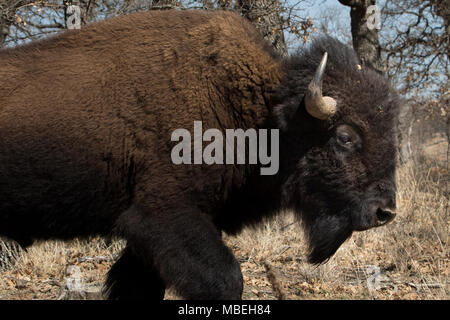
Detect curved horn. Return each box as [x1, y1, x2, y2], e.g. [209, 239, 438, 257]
[305, 52, 337, 120]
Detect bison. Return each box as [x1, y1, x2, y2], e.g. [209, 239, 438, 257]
[0, 10, 399, 299]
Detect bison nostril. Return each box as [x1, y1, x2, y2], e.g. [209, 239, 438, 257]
[376, 208, 396, 225]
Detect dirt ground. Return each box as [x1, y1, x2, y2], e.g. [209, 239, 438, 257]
[0, 162, 448, 300]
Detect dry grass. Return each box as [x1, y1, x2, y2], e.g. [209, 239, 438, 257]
[0, 160, 448, 300]
[0, 238, 125, 299]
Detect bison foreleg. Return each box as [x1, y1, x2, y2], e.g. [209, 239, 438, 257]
[104, 245, 165, 300]
[114, 205, 243, 300]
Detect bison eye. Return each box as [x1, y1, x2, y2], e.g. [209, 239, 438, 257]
[335, 124, 361, 150]
[337, 133, 352, 145]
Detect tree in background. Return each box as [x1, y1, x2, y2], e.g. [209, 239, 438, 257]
[338, 0, 383, 73]
[314, 2, 352, 45]
[237, 0, 287, 57]
[380, 0, 448, 163]
[382, 0, 448, 98]
[0, 1, 37, 44]
[0, 0, 316, 57]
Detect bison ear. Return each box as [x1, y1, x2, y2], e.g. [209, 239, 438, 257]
[273, 101, 296, 131]
[274, 52, 337, 130]
[273, 96, 305, 131]
[273, 96, 309, 131]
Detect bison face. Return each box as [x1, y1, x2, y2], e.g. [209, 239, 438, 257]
[291, 119, 397, 264]
[276, 43, 399, 264]
[331, 124, 397, 232]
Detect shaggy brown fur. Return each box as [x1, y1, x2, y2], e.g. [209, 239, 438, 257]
[0, 10, 399, 299]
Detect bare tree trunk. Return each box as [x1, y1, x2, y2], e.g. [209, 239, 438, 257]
[237, 0, 288, 57]
[338, 0, 383, 73]
[0, 16, 9, 45]
[0, 1, 13, 45]
[80, 0, 97, 25]
[431, 0, 449, 59]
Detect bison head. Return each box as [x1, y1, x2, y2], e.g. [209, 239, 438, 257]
[275, 38, 399, 264]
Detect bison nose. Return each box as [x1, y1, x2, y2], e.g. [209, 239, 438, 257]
[353, 199, 397, 231]
[373, 192, 396, 226]
[375, 207, 396, 226]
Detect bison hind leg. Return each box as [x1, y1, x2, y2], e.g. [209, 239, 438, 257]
[104, 246, 165, 300]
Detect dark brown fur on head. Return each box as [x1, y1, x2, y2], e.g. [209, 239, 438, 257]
[274, 37, 399, 263]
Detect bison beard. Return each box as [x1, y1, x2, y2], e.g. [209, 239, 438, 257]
[304, 212, 353, 264]
[0, 10, 399, 299]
